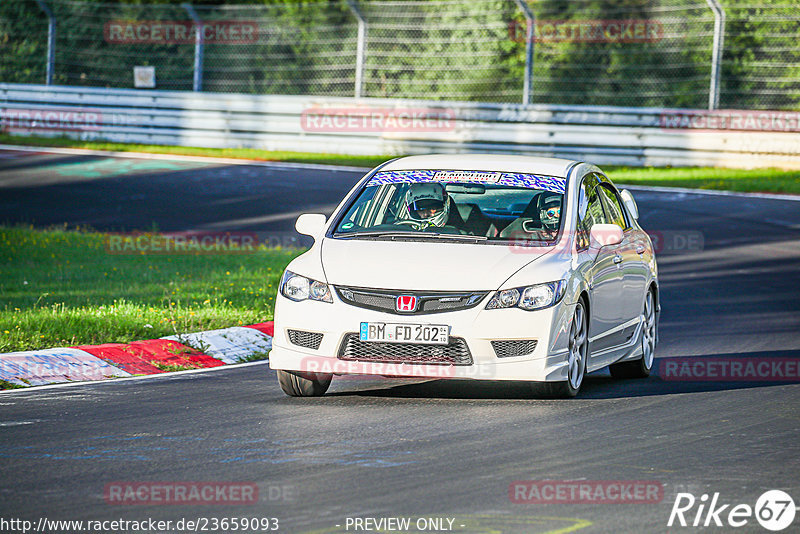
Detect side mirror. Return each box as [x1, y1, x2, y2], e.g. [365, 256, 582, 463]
[590, 224, 623, 248]
[295, 213, 327, 239]
[619, 189, 639, 220]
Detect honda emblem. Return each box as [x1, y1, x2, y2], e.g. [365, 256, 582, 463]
[396, 295, 417, 312]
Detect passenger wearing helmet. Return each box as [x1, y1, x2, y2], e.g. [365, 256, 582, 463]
[403, 182, 450, 230]
[538, 194, 562, 238]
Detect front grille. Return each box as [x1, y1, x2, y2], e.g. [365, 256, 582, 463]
[338, 334, 473, 365]
[421, 298, 477, 313]
[288, 329, 323, 350]
[335, 286, 488, 315]
[491, 339, 538, 358]
[348, 291, 396, 310]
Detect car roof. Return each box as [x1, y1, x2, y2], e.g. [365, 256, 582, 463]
[378, 154, 580, 178]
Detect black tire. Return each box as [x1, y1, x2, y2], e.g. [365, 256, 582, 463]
[277, 369, 332, 397]
[609, 289, 657, 379]
[608, 358, 649, 379]
[532, 300, 588, 398]
[535, 380, 580, 399]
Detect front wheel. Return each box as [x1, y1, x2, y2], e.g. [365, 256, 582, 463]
[610, 289, 657, 379]
[535, 300, 588, 398]
[277, 369, 332, 397]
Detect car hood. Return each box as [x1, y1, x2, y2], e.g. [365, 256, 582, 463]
[319, 237, 547, 291]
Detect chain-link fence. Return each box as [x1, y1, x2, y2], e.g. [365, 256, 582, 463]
[1, 0, 798, 110]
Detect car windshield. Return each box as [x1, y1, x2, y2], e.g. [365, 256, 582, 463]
[333, 169, 566, 243]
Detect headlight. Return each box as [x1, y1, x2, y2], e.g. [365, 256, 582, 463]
[279, 270, 333, 303]
[486, 280, 566, 311]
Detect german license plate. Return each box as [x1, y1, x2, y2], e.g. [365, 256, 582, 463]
[359, 322, 449, 345]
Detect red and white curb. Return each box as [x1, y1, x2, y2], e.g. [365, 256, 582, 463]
[0, 322, 273, 389]
[162, 325, 273, 364]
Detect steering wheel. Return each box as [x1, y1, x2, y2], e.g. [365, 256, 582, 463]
[391, 221, 468, 235]
[522, 219, 543, 233]
[394, 219, 421, 228]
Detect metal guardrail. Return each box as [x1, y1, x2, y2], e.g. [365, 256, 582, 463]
[1, 84, 799, 169]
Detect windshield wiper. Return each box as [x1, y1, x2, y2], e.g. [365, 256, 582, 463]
[335, 231, 487, 241]
[334, 231, 418, 238]
[417, 233, 488, 241]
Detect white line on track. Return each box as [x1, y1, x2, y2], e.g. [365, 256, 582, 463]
[0, 420, 40, 426]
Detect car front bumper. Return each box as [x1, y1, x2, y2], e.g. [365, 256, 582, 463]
[268, 292, 576, 382]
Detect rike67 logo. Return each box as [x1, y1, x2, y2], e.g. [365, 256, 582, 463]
[668, 490, 796, 531]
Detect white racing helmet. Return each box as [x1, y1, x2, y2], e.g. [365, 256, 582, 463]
[405, 182, 449, 228]
[539, 194, 562, 231]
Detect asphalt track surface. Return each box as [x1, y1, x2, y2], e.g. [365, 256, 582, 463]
[2, 149, 800, 533]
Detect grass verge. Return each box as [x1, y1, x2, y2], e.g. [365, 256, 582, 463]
[236, 351, 271, 363]
[2, 134, 799, 193]
[149, 361, 201, 373]
[0, 225, 304, 353]
[608, 166, 800, 195]
[0, 379, 26, 389]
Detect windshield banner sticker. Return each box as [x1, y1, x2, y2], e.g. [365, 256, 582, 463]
[433, 171, 501, 183]
[367, 170, 566, 193]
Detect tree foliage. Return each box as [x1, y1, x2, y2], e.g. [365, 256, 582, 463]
[0, 0, 797, 109]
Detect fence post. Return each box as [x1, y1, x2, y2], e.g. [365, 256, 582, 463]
[346, 0, 367, 98]
[182, 3, 204, 92]
[512, 0, 534, 105]
[34, 0, 56, 85]
[706, 0, 725, 110]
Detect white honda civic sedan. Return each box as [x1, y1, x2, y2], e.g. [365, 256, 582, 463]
[269, 155, 659, 397]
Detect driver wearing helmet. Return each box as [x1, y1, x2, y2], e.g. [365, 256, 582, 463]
[538, 194, 562, 238]
[403, 182, 450, 230]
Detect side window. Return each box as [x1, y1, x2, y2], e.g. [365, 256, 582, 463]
[576, 175, 607, 249]
[346, 184, 397, 227]
[597, 184, 629, 230]
[344, 186, 377, 227]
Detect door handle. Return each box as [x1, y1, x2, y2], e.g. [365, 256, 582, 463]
[613, 254, 622, 264]
[636, 245, 646, 255]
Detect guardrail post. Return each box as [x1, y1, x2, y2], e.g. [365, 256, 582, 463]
[346, 0, 367, 98]
[34, 0, 56, 85]
[182, 3, 204, 92]
[512, 0, 534, 105]
[706, 0, 725, 110]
